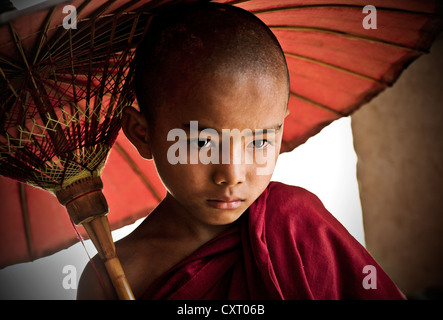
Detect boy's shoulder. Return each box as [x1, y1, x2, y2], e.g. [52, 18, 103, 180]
[256, 181, 337, 227]
[253, 181, 361, 253]
[265, 181, 323, 206]
[252, 182, 406, 299]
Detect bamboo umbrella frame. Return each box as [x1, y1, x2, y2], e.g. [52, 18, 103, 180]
[0, 0, 186, 300]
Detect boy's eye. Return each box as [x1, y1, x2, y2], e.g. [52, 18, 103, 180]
[251, 139, 270, 149]
[190, 138, 214, 149]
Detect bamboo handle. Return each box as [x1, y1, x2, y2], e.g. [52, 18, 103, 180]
[83, 216, 135, 300]
[104, 258, 134, 300]
[56, 177, 135, 300]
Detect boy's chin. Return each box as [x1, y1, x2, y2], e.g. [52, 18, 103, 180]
[200, 208, 246, 227]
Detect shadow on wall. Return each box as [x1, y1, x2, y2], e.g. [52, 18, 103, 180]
[351, 34, 443, 299]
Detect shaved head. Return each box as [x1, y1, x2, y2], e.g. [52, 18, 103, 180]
[134, 2, 289, 123]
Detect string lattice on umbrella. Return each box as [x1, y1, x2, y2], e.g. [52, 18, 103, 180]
[0, 12, 147, 193]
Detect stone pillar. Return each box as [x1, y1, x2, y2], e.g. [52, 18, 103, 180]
[351, 35, 443, 297]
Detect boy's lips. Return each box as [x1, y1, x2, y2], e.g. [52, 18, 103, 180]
[206, 197, 245, 210]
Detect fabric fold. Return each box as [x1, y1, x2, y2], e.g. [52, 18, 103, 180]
[142, 182, 406, 300]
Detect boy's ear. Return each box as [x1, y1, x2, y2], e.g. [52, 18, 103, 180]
[121, 106, 152, 160]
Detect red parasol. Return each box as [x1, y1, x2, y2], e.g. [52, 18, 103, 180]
[0, 132, 165, 268]
[220, 0, 443, 152]
[0, 0, 442, 297]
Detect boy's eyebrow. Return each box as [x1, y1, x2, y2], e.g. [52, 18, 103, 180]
[182, 123, 283, 136]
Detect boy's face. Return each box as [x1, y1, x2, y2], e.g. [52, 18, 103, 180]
[140, 69, 288, 227]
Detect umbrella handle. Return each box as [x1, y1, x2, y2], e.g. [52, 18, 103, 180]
[56, 177, 135, 300]
[83, 216, 135, 300]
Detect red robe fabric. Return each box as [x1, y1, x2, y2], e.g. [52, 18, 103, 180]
[142, 182, 406, 299]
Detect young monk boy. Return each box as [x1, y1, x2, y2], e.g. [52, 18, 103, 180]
[77, 2, 405, 300]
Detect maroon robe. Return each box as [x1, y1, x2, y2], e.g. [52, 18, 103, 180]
[142, 182, 406, 299]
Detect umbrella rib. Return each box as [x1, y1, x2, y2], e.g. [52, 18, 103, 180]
[32, 6, 56, 65]
[0, 55, 22, 70]
[38, 0, 95, 62]
[67, 29, 83, 151]
[113, 141, 163, 202]
[0, 65, 19, 98]
[284, 52, 390, 87]
[84, 17, 96, 147]
[8, 23, 31, 71]
[290, 92, 346, 117]
[270, 26, 428, 54]
[104, 17, 140, 120]
[7, 22, 69, 155]
[91, 17, 118, 145]
[221, 0, 250, 6]
[18, 182, 35, 261]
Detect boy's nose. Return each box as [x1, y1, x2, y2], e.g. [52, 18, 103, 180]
[212, 137, 246, 186]
[212, 163, 245, 187]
